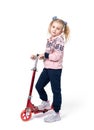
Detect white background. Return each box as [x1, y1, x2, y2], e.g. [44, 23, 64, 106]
[0, 0, 94, 129]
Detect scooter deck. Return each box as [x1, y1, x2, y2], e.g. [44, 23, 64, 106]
[27, 104, 52, 114]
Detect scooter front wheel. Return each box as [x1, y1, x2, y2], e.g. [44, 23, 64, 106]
[20, 109, 32, 121]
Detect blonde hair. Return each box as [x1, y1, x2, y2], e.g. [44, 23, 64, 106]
[48, 18, 70, 41]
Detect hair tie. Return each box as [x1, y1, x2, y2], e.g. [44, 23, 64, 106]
[52, 16, 57, 20]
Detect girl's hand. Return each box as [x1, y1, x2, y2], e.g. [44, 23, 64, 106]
[30, 55, 36, 60]
[38, 54, 44, 60]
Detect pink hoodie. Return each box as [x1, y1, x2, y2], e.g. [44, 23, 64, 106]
[44, 35, 65, 69]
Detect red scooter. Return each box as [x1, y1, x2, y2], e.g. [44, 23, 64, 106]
[20, 54, 52, 121]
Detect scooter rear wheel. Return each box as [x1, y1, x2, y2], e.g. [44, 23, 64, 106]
[20, 109, 32, 121]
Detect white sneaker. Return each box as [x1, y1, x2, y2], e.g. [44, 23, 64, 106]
[38, 101, 50, 110]
[44, 110, 61, 123]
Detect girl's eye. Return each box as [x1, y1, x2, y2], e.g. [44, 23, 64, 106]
[57, 28, 60, 30]
[52, 26, 55, 28]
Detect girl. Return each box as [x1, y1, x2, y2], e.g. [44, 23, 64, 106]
[31, 16, 70, 122]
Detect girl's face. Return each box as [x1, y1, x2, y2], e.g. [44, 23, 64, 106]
[50, 21, 63, 37]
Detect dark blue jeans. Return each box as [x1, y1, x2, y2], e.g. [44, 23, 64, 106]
[35, 68, 62, 112]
